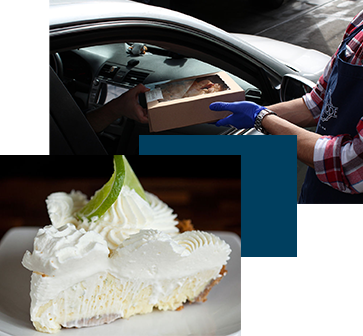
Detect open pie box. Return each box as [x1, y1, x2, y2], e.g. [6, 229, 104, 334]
[143, 71, 245, 132]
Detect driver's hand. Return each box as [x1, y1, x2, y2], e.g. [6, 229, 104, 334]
[87, 84, 150, 133]
[110, 84, 150, 124]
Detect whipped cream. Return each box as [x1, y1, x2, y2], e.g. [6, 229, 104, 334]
[110, 229, 231, 281]
[23, 225, 230, 291]
[46, 191, 87, 228]
[22, 225, 231, 332]
[23, 184, 232, 333]
[46, 186, 179, 250]
[22, 224, 109, 278]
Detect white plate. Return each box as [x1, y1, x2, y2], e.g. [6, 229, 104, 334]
[0, 228, 241, 336]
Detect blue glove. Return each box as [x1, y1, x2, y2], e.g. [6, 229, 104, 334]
[210, 101, 266, 128]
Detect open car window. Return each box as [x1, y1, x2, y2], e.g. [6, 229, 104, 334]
[53, 42, 263, 113]
[50, 18, 288, 153]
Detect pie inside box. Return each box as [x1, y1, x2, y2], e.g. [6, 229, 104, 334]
[144, 72, 245, 132]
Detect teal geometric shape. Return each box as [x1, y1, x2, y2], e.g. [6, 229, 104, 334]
[139, 135, 349, 313]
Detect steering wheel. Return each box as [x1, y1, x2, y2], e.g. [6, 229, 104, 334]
[50, 53, 64, 81]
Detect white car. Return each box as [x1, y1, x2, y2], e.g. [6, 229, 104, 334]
[133, 0, 287, 10]
[50, 0, 330, 154]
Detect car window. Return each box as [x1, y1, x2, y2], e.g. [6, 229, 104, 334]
[53, 42, 265, 113]
[50, 21, 285, 153]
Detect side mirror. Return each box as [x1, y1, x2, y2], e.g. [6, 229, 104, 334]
[280, 74, 316, 102]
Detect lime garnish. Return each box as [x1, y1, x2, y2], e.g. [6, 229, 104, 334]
[123, 156, 146, 202]
[77, 155, 146, 221]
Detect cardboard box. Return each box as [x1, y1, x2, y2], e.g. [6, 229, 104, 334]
[145, 72, 245, 132]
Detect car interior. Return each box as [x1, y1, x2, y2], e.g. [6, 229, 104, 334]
[50, 26, 284, 154]
[0, 65, 107, 155]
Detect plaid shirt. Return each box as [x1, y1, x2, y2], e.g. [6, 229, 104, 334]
[303, 10, 363, 194]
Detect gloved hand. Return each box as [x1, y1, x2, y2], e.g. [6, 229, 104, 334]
[210, 101, 266, 128]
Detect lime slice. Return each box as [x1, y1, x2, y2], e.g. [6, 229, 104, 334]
[77, 155, 146, 220]
[123, 156, 146, 201]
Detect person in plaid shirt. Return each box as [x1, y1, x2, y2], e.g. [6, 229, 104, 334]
[210, 10, 363, 203]
[210, 11, 363, 325]
[299, 11, 363, 203]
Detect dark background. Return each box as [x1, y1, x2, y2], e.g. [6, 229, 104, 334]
[2, 123, 241, 178]
[0, 156, 241, 240]
[2, 155, 241, 179]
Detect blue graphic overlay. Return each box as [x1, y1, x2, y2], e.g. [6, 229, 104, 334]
[139, 135, 349, 313]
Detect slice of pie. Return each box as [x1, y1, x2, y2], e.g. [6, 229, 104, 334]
[22, 156, 231, 333]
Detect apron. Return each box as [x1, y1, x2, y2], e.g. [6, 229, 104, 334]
[299, 24, 363, 204]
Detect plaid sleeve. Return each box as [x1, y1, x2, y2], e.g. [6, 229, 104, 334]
[313, 118, 363, 194]
[303, 65, 330, 123]
[302, 60, 334, 122]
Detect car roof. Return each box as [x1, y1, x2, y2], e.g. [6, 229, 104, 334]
[49, 0, 271, 65]
[49, 0, 322, 79]
[50, 1, 285, 64]
[50, 0, 224, 36]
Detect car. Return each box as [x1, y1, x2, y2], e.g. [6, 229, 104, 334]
[49, 0, 330, 155]
[133, 0, 287, 11]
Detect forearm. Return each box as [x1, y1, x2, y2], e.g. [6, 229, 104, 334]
[210, 98, 321, 167]
[266, 98, 317, 128]
[261, 114, 321, 168]
[86, 100, 120, 133]
[86, 84, 149, 133]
